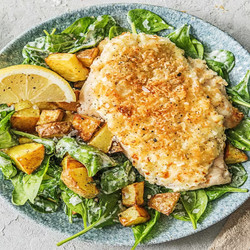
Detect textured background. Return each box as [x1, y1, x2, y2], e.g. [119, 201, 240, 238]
[0, 0, 249, 249]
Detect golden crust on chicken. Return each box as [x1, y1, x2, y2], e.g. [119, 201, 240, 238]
[79, 33, 242, 191]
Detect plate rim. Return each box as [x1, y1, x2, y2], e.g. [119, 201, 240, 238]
[0, 2, 249, 246]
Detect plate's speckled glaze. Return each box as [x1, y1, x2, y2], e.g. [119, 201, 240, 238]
[0, 3, 249, 247]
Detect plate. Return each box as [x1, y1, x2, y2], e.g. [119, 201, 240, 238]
[0, 3, 249, 246]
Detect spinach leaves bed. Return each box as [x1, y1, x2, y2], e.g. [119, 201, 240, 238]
[0, 8, 249, 250]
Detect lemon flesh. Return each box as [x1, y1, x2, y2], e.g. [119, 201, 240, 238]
[0, 65, 76, 103]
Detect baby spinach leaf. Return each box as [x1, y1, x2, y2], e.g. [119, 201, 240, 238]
[11, 129, 55, 154]
[227, 118, 250, 151]
[232, 70, 250, 99]
[109, 25, 128, 39]
[57, 191, 121, 246]
[180, 190, 208, 229]
[29, 196, 59, 213]
[101, 160, 136, 194]
[167, 24, 204, 59]
[206, 164, 248, 201]
[0, 104, 14, 119]
[206, 59, 230, 82]
[22, 156, 50, 203]
[143, 181, 163, 203]
[205, 50, 235, 73]
[191, 36, 204, 59]
[22, 31, 75, 67]
[68, 15, 116, 53]
[63, 203, 73, 223]
[55, 137, 116, 177]
[62, 17, 96, 37]
[110, 152, 129, 164]
[28, 159, 62, 213]
[86, 192, 120, 228]
[131, 210, 160, 250]
[204, 50, 235, 82]
[22, 36, 50, 67]
[44, 33, 76, 53]
[227, 70, 250, 110]
[206, 186, 248, 201]
[227, 88, 250, 109]
[0, 151, 17, 179]
[38, 177, 61, 202]
[127, 9, 173, 34]
[61, 189, 87, 227]
[172, 201, 190, 221]
[0, 108, 18, 149]
[11, 173, 28, 205]
[229, 164, 248, 187]
[10, 157, 50, 206]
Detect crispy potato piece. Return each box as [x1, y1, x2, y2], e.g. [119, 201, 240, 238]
[36, 121, 71, 138]
[74, 81, 85, 89]
[119, 205, 150, 227]
[61, 155, 99, 198]
[18, 137, 33, 144]
[14, 100, 33, 111]
[122, 182, 144, 207]
[7, 143, 45, 174]
[37, 109, 64, 125]
[109, 141, 123, 154]
[76, 48, 99, 68]
[148, 192, 180, 216]
[88, 124, 113, 153]
[72, 114, 101, 141]
[225, 142, 248, 164]
[63, 111, 75, 122]
[45, 53, 89, 82]
[11, 108, 40, 132]
[56, 90, 80, 112]
[226, 107, 244, 129]
[35, 102, 59, 110]
[56, 102, 79, 112]
[98, 38, 109, 54]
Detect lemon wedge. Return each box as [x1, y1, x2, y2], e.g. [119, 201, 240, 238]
[0, 65, 76, 103]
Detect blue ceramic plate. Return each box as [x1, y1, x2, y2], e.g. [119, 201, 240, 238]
[0, 3, 249, 246]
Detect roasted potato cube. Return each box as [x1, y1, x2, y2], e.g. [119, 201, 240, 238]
[61, 155, 99, 198]
[37, 109, 64, 125]
[7, 143, 45, 174]
[56, 102, 79, 112]
[76, 48, 99, 67]
[225, 143, 248, 164]
[72, 114, 101, 141]
[56, 90, 80, 112]
[98, 38, 109, 54]
[11, 108, 40, 132]
[63, 111, 75, 122]
[74, 81, 85, 89]
[45, 53, 89, 82]
[109, 141, 123, 154]
[119, 205, 150, 227]
[14, 100, 32, 111]
[122, 182, 144, 207]
[36, 121, 71, 138]
[88, 124, 113, 153]
[35, 102, 58, 110]
[18, 137, 33, 144]
[148, 192, 180, 216]
[226, 107, 244, 129]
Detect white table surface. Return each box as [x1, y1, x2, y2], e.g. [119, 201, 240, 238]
[0, 0, 249, 249]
